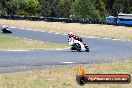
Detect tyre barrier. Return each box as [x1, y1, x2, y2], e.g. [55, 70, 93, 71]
[0, 15, 131, 27]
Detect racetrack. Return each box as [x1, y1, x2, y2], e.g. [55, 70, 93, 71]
[0, 27, 132, 73]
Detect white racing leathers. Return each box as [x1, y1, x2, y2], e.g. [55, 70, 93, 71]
[68, 37, 89, 52]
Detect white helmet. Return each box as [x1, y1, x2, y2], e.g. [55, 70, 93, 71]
[2, 25, 8, 28]
[69, 32, 72, 35]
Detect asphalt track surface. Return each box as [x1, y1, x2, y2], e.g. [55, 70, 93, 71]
[0, 27, 132, 73]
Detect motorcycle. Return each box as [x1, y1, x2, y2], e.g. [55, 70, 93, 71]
[68, 34, 89, 52]
[1, 26, 12, 33]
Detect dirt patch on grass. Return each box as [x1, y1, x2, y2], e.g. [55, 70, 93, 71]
[0, 19, 132, 40]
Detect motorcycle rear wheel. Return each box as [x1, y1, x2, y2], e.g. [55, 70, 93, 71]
[85, 46, 89, 52]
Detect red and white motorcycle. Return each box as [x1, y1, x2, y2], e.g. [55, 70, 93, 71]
[68, 33, 89, 52]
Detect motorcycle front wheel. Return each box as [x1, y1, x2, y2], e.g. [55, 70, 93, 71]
[74, 43, 82, 52]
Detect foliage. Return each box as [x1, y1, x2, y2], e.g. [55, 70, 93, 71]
[0, 0, 41, 16]
[71, 0, 101, 19]
[0, 0, 131, 19]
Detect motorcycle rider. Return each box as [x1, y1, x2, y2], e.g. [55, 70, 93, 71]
[68, 32, 89, 52]
[68, 32, 83, 43]
[68, 32, 84, 50]
[1, 25, 12, 33]
[2, 25, 8, 30]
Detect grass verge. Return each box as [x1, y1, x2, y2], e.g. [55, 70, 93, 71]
[0, 19, 132, 40]
[0, 60, 132, 88]
[0, 35, 68, 50]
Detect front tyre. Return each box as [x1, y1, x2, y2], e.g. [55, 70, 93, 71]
[74, 43, 82, 52]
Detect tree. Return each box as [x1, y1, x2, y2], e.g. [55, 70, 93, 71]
[0, 0, 13, 15]
[53, 0, 73, 17]
[122, 0, 132, 14]
[0, 0, 41, 16]
[40, 0, 53, 17]
[0, 3, 3, 15]
[5, 0, 19, 15]
[40, 0, 73, 17]
[71, 0, 101, 19]
[103, 0, 116, 15]
[0, 0, 131, 18]
[19, 0, 41, 16]
[94, 0, 106, 18]
[112, 0, 123, 15]
[26, 0, 41, 16]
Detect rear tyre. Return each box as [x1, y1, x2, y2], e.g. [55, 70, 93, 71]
[85, 46, 89, 52]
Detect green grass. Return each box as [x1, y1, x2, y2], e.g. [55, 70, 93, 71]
[0, 60, 132, 88]
[0, 35, 69, 50]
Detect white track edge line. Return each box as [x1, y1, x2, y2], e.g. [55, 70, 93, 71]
[10, 26, 131, 42]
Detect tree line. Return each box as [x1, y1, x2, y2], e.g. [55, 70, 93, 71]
[0, 0, 132, 20]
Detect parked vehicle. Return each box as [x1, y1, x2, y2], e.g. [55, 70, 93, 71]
[106, 13, 132, 26]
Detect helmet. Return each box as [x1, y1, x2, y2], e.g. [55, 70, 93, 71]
[68, 32, 73, 37]
[2, 25, 8, 29]
[69, 32, 72, 35]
